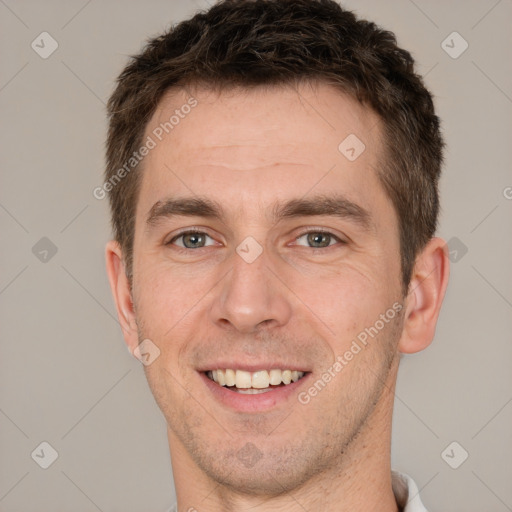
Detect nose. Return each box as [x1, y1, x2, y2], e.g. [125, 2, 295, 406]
[210, 243, 293, 334]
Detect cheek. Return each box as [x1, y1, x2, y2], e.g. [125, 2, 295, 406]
[134, 258, 206, 329]
[133, 259, 214, 375]
[294, 264, 388, 338]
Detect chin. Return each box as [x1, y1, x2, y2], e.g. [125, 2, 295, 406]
[188, 435, 333, 498]
[200, 456, 310, 497]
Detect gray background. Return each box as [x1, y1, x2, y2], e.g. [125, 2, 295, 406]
[1, 0, 511, 510]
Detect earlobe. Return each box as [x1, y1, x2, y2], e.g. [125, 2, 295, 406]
[398, 237, 450, 354]
[105, 240, 139, 353]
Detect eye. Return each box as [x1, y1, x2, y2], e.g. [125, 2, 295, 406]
[168, 230, 216, 249]
[294, 230, 344, 248]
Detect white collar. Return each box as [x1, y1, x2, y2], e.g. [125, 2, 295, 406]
[392, 470, 428, 512]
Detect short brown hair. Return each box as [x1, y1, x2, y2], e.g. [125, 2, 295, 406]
[105, 0, 444, 295]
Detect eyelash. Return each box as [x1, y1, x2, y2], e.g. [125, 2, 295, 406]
[166, 228, 346, 250]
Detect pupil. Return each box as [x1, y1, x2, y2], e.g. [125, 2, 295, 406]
[185, 233, 203, 248]
[308, 232, 329, 247]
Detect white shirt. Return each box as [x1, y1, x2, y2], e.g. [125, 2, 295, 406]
[168, 470, 428, 511]
[392, 470, 428, 512]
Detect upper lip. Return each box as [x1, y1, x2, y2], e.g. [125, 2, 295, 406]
[197, 362, 310, 372]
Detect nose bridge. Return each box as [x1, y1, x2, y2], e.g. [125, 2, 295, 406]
[211, 238, 292, 333]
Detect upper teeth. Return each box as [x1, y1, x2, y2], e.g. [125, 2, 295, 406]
[207, 369, 305, 389]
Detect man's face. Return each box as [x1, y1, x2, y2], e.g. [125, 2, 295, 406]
[130, 82, 405, 493]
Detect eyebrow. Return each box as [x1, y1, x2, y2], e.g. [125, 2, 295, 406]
[146, 194, 374, 232]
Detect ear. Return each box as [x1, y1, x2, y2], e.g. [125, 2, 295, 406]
[105, 240, 139, 353]
[398, 237, 450, 354]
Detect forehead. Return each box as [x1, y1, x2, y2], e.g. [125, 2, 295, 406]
[149, 82, 378, 162]
[137, 81, 390, 224]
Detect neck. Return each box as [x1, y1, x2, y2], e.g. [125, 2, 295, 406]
[170, 362, 400, 512]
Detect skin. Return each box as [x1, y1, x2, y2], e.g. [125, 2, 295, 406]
[106, 81, 449, 512]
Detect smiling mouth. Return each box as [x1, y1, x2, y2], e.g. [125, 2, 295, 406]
[205, 369, 307, 394]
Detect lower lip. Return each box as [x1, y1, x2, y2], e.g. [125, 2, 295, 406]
[199, 372, 311, 413]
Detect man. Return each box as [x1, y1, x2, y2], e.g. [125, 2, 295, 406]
[104, 0, 449, 510]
